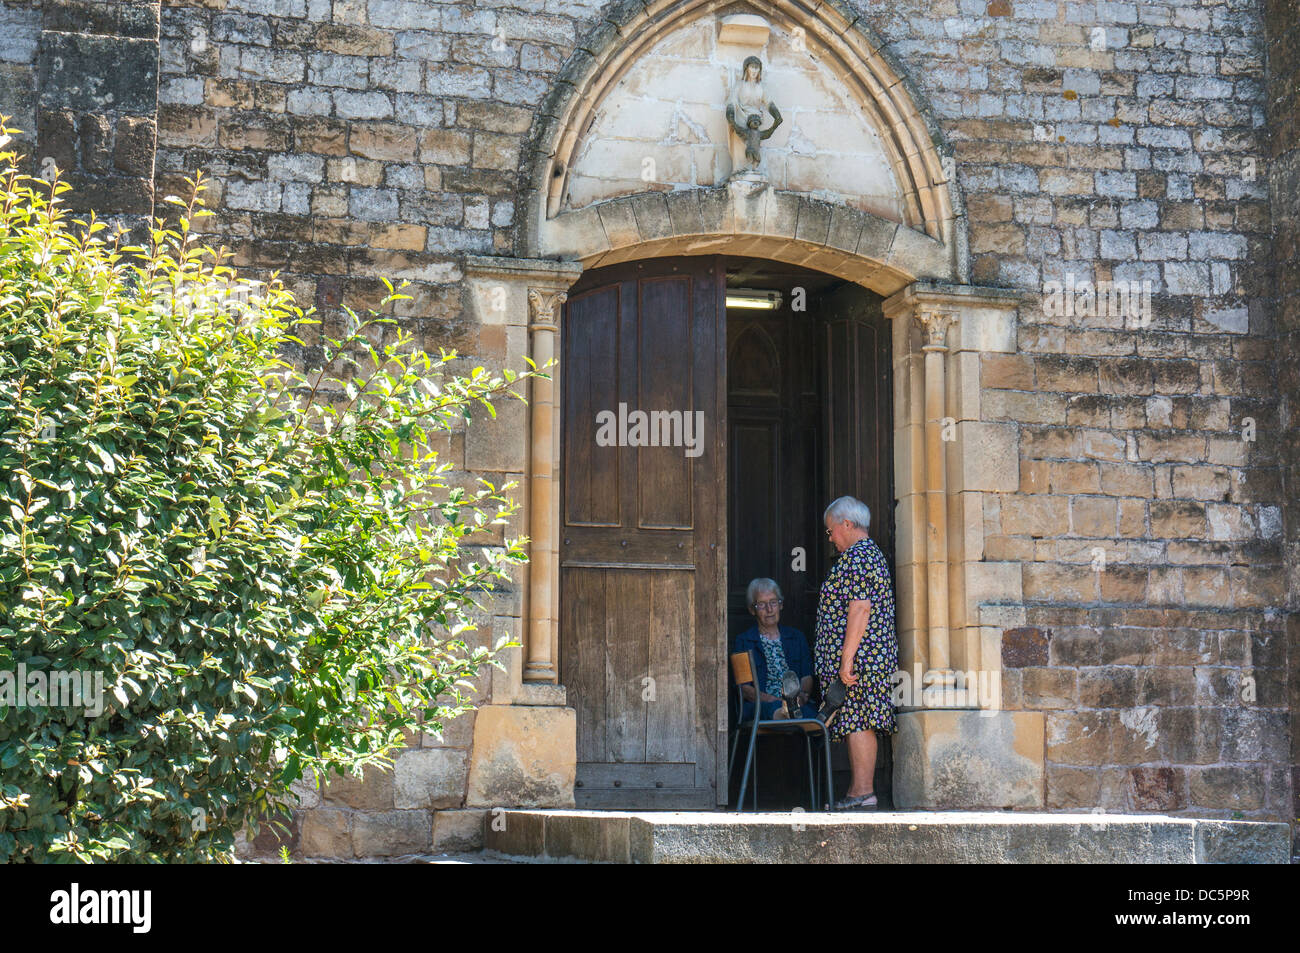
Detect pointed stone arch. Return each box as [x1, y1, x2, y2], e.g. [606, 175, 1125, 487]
[518, 0, 967, 285]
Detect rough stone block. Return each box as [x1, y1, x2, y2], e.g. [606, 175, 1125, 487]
[483, 807, 544, 857]
[462, 394, 527, 472]
[1127, 766, 1185, 811]
[113, 116, 155, 177]
[321, 763, 395, 810]
[431, 809, 487, 853]
[394, 747, 468, 809]
[894, 710, 1045, 809]
[466, 704, 576, 808]
[351, 810, 433, 857]
[300, 808, 352, 857]
[1194, 821, 1291, 863]
[1002, 626, 1049, 667]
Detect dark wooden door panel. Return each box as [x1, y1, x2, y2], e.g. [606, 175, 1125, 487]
[823, 287, 894, 566]
[563, 285, 621, 527]
[562, 567, 607, 764]
[561, 257, 726, 808]
[725, 307, 822, 644]
[636, 276, 695, 530]
[729, 420, 780, 589]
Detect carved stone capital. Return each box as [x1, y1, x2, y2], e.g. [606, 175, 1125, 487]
[528, 288, 567, 329]
[917, 308, 956, 350]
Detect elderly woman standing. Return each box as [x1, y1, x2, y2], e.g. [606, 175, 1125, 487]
[815, 495, 897, 810]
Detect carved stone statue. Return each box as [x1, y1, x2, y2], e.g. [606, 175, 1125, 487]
[725, 55, 782, 172]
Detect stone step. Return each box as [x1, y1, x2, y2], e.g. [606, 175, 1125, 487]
[485, 810, 1290, 864]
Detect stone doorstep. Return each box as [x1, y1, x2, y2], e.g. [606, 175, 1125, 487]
[483, 810, 1291, 864]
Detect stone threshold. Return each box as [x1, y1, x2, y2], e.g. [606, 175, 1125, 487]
[485, 809, 1291, 864]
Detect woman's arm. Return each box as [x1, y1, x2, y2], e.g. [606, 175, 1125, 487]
[839, 599, 872, 686]
[740, 684, 779, 703]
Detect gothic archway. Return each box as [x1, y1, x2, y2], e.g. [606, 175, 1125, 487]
[518, 0, 967, 274]
[466, 0, 1043, 812]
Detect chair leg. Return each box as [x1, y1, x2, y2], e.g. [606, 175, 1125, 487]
[737, 724, 760, 812]
[804, 733, 815, 811]
[822, 733, 834, 810]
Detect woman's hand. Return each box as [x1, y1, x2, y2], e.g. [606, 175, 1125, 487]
[839, 659, 858, 687]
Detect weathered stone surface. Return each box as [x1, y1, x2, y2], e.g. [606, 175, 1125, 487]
[113, 116, 155, 176]
[463, 394, 527, 473]
[321, 764, 395, 811]
[1127, 766, 1184, 812]
[431, 809, 487, 853]
[38, 33, 158, 114]
[43, 0, 160, 39]
[486, 811, 1291, 865]
[894, 710, 1045, 810]
[300, 808, 351, 857]
[483, 807, 543, 857]
[393, 747, 468, 810]
[351, 810, 432, 856]
[0, 5, 39, 64]
[1194, 821, 1292, 864]
[466, 705, 576, 808]
[1001, 626, 1049, 667]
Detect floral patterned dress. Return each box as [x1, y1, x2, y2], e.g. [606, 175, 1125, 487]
[814, 536, 898, 741]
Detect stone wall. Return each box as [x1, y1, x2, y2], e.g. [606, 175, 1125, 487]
[846, 0, 1288, 823]
[10, 0, 1296, 855]
[0, 1, 41, 148]
[8, 0, 162, 232]
[1263, 0, 1300, 858]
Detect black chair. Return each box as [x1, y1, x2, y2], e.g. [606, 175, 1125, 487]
[729, 650, 834, 811]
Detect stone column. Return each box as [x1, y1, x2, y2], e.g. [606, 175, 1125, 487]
[883, 281, 1045, 809]
[524, 287, 566, 683]
[460, 256, 581, 810]
[918, 308, 956, 705]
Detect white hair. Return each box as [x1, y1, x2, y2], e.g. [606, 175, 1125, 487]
[824, 495, 871, 531]
[746, 577, 782, 607]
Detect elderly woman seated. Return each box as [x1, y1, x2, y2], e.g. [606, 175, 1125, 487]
[733, 578, 817, 721]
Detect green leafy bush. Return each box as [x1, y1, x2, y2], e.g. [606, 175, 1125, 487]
[0, 122, 534, 862]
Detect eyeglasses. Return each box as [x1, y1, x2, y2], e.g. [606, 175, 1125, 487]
[752, 599, 783, 611]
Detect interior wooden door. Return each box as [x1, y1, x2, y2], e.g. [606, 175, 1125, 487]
[560, 256, 726, 809]
[726, 309, 822, 643]
[822, 286, 895, 566]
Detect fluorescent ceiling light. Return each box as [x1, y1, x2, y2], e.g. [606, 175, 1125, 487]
[726, 288, 783, 310]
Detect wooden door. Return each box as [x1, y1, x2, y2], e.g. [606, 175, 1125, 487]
[560, 257, 726, 809]
[726, 309, 822, 643]
[822, 286, 895, 566]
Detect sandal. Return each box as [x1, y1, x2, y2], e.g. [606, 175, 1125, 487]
[833, 792, 877, 811]
[781, 669, 802, 719]
[818, 677, 846, 726]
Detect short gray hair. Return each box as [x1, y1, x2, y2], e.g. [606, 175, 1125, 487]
[824, 495, 871, 531]
[746, 577, 782, 607]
